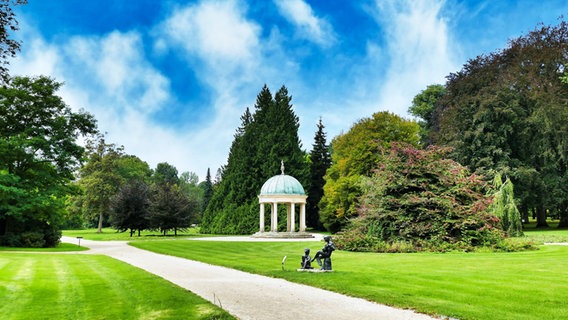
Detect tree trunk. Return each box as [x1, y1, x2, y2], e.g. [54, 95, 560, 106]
[519, 206, 529, 225]
[138, 229, 141, 237]
[97, 212, 104, 233]
[535, 204, 549, 228]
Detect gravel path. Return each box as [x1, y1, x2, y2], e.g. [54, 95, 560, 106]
[61, 236, 436, 320]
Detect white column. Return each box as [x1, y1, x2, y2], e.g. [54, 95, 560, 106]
[299, 203, 306, 232]
[290, 203, 296, 232]
[271, 202, 278, 232]
[259, 203, 265, 232]
[286, 203, 291, 232]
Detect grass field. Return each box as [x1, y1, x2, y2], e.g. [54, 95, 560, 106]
[0, 253, 234, 320]
[0, 242, 89, 252]
[62, 227, 210, 241]
[131, 240, 568, 320]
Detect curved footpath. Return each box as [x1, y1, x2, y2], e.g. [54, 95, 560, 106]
[61, 236, 436, 320]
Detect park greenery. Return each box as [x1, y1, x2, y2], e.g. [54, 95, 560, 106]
[200, 85, 309, 234]
[130, 239, 568, 320]
[0, 0, 565, 256]
[0, 253, 233, 320]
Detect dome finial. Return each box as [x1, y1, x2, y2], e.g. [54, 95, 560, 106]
[280, 160, 285, 175]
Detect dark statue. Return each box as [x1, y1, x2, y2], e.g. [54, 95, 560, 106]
[300, 248, 313, 269]
[312, 235, 335, 271]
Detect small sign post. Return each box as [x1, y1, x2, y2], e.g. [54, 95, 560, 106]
[77, 236, 83, 247]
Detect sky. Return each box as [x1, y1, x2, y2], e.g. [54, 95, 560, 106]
[10, 0, 567, 181]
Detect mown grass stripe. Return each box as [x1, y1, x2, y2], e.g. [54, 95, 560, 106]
[1, 253, 234, 320]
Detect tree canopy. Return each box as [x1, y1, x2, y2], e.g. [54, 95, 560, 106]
[202, 85, 307, 234]
[0, 76, 97, 247]
[337, 143, 503, 252]
[431, 20, 568, 227]
[319, 111, 420, 232]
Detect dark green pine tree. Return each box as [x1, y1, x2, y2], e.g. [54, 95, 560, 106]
[201, 85, 308, 234]
[307, 118, 331, 230]
[200, 168, 214, 214]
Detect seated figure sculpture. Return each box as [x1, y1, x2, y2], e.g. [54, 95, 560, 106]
[300, 248, 313, 269]
[311, 235, 335, 270]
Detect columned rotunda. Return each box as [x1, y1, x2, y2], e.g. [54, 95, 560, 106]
[253, 162, 313, 238]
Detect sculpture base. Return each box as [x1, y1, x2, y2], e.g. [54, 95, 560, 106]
[296, 268, 334, 273]
[252, 231, 315, 239]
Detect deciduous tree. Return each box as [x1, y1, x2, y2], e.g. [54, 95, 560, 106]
[0, 76, 97, 246]
[319, 111, 420, 232]
[432, 20, 568, 227]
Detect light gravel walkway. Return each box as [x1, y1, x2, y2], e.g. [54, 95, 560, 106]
[61, 236, 436, 320]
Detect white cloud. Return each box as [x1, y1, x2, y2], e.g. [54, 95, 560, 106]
[161, 0, 260, 65]
[65, 31, 170, 114]
[368, 0, 459, 116]
[273, 0, 336, 46]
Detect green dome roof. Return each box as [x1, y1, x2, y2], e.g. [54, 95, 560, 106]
[260, 174, 305, 195]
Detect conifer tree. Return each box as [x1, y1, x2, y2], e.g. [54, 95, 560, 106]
[307, 118, 331, 230]
[491, 173, 523, 237]
[201, 168, 214, 214]
[201, 85, 308, 234]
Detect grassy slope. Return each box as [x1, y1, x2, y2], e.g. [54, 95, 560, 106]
[0, 253, 234, 320]
[131, 240, 568, 320]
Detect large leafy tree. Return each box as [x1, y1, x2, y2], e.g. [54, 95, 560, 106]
[78, 136, 125, 233]
[408, 84, 445, 145]
[319, 111, 420, 233]
[432, 20, 568, 227]
[109, 179, 150, 237]
[0, 76, 97, 246]
[153, 162, 179, 185]
[179, 171, 204, 220]
[307, 118, 331, 230]
[202, 85, 307, 234]
[149, 182, 197, 236]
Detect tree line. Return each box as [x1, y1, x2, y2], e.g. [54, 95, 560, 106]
[1, 0, 565, 250]
[410, 21, 568, 228]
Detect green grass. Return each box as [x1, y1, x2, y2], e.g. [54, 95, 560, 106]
[0, 242, 89, 252]
[0, 252, 234, 320]
[522, 221, 568, 243]
[62, 227, 213, 241]
[131, 240, 568, 320]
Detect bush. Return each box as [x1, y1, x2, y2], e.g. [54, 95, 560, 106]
[337, 143, 509, 252]
[19, 232, 46, 248]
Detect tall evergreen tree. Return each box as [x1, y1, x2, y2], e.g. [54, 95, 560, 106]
[200, 168, 214, 214]
[202, 85, 308, 234]
[307, 118, 331, 230]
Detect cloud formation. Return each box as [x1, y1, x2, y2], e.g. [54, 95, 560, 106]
[369, 0, 459, 114]
[11, 0, 563, 180]
[274, 0, 336, 46]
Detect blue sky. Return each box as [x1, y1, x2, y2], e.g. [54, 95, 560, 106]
[11, 0, 566, 180]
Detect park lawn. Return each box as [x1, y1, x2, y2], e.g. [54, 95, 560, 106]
[0, 242, 89, 252]
[0, 253, 234, 320]
[62, 227, 213, 241]
[132, 240, 568, 320]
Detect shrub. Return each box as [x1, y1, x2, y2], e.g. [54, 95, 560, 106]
[337, 143, 508, 252]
